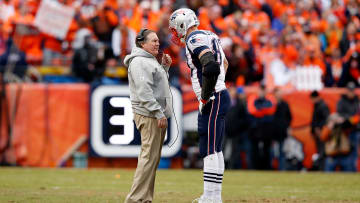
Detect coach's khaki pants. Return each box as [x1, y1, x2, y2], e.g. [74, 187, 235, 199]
[125, 113, 166, 203]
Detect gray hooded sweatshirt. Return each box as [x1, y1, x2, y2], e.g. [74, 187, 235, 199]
[124, 47, 172, 119]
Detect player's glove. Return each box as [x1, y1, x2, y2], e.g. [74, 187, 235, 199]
[199, 96, 215, 114]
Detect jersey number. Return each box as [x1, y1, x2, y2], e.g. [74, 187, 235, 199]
[212, 39, 222, 64]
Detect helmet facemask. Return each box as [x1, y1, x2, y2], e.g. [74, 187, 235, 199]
[169, 8, 199, 47]
[169, 23, 186, 47]
[170, 28, 183, 47]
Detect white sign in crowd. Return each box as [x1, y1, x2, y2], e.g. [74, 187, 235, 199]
[293, 66, 324, 91]
[269, 58, 324, 91]
[34, 0, 75, 39]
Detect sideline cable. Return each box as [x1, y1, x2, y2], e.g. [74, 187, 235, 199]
[160, 51, 179, 148]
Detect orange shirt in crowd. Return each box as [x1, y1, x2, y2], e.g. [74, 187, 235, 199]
[198, 6, 211, 31]
[43, 34, 62, 53]
[212, 18, 228, 37]
[225, 11, 251, 49]
[127, 4, 161, 33]
[102, 3, 119, 26]
[303, 57, 326, 74]
[302, 34, 322, 58]
[300, 10, 319, 23]
[224, 11, 242, 30]
[218, 0, 229, 6]
[8, 10, 43, 63]
[247, 94, 277, 118]
[242, 10, 271, 29]
[43, 19, 78, 53]
[258, 44, 277, 67]
[332, 4, 347, 26]
[326, 28, 342, 50]
[272, 0, 295, 18]
[104, 0, 119, 10]
[280, 44, 299, 68]
[198, 4, 228, 36]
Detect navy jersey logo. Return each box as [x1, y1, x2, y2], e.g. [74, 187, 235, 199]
[190, 37, 201, 44]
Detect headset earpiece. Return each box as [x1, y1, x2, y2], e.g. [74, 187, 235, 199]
[136, 28, 148, 42]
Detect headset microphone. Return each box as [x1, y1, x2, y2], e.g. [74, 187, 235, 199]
[162, 51, 179, 148]
[167, 81, 180, 149]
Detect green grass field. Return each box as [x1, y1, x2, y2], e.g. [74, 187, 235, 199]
[0, 168, 359, 203]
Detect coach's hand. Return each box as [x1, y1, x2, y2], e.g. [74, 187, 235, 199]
[158, 117, 168, 128]
[161, 54, 172, 67]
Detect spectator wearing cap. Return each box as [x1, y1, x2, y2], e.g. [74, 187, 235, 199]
[337, 82, 359, 119]
[225, 86, 250, 169]
[336, 82, 360, 171]
[310, 90, 330, 170]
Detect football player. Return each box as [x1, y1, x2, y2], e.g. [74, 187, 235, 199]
[169, 8, 231, 203]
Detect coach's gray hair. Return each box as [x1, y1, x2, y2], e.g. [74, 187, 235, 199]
[135, 29, 155, 48]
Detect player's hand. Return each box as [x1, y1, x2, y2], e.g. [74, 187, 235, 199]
[199, 96, 215, 114]
[161, 54, 172, 67]
[199, 99, 206, 114]
[158, 117, 168, 129]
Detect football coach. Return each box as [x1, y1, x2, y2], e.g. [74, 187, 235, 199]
[123, 28, 172, 203]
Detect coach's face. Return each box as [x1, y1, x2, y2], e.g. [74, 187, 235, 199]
[142, 32, 160, 57]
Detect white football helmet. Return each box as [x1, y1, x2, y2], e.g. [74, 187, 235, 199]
[169, 8, 199, 46]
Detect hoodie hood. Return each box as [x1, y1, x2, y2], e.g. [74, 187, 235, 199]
[124, 47, 155, 68]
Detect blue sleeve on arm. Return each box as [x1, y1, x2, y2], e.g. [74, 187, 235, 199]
[193, 46, 209, 58]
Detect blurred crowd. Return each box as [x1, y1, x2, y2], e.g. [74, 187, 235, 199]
[0, 0, 359, 86]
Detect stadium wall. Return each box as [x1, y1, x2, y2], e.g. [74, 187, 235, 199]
[0, 84, 359, 170]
